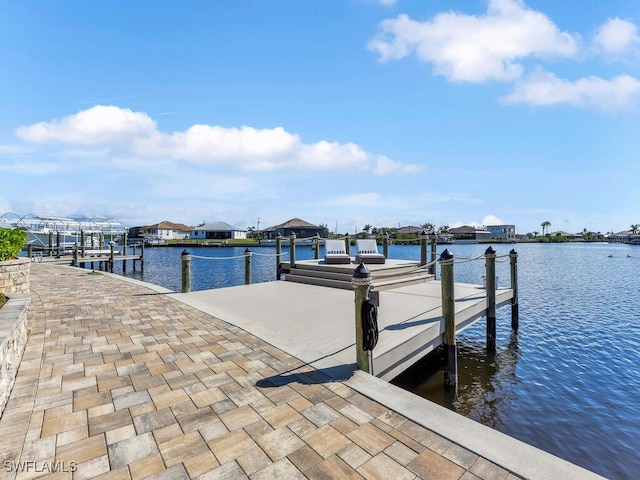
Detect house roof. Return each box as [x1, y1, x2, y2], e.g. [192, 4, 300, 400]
[265, 218, 321, 231]
[197, 221, 243, 232]
[397, 226, 423, 234]
[449, 225, 488, 234]
[147, 221, 192, 231]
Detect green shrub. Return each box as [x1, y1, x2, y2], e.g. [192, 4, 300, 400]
[0, 227, 28, 261]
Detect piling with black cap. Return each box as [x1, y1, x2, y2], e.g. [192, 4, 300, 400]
[420, 230, 429, 266]
[181, 249, 192, 293]
[289, 233, 296, 269]
[276, 234, 282, 280]
[244, 248, 252, 285]
[485, 246, 497, 351]
[439, 249, 457, 388]
[382, 231, 389, 258]
[510, 249, 519, 331]
[352, 262, 372, 373]
[314, 234, 320, 260]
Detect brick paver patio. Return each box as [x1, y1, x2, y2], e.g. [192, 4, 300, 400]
[0, 264, 520, 479]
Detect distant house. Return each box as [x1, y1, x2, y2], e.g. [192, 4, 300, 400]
[129, 221, 192, 240]
[397, 226, 424, 235]
[263, 218, 328, 239]
[449, 226, 492, 243]
[486, 225, 516, 241]
[191, 221, 247, 240]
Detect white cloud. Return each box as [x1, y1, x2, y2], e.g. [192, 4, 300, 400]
[377, 0, 396, 5]
[593, 18, 640, 56]
[502, 69, 640, 111]
[15, 106, 422, 176]
[483, 214, 506, 225]
[15, 105, 156, 145]
[368, 0, 578, 82]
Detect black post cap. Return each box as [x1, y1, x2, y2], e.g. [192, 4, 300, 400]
[439, 249, 454, 261]
[353, 262, 371, 279]
[485, 246, 496, 255]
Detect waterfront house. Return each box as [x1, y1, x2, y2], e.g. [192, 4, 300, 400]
[191, 221, 247, 240]
[129, 221, 192, 241]
[486, 224, 516, 241]
[263, 218, 328, 239]
[449, 226, 492, 243]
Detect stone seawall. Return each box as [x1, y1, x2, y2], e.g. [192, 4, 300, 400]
[0, 294, 30, 416]
[0, 257, 30, 294]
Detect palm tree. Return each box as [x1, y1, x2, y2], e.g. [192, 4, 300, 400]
[541, 221, 551, 236]
[630, 224, 639, 235]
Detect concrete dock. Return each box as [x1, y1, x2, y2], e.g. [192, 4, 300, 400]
[0, 263, 604, 479]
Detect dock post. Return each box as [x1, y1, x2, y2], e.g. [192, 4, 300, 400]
[244, 248, 252, 285]
[132, 244, 137, 271]
[289, 233, 296, 269]
[420, 230, 428, 266]
[430, 236, 437, 276]
[72, 244, 77, 267]
[485, 246, 497, 352]
[440, 249, 457, 388]
[181, 250, 191, 293]
[140, 243, 145, 271]
[314, 234, 320, 260]
[510, 249, 519, 331]
[28, 244, 33, 262]
[276, 234, 282, 280]
[110, 243, 115, 273]
[48, 232, 53, 257]
[123, 232, 128, 272]
[383, 232, 389, 258]
[56, 232, 61, 258]
[81, 230, 85, 257]
[352, 263, 372, 373]
[345, 234, 350, 256]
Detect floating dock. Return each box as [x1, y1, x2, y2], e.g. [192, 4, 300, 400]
[171, 259, 514, 381]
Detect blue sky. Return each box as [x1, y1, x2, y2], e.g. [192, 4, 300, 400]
[1, 0, 639, 235]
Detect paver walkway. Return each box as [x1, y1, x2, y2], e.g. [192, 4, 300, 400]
[0, 264, 519, 479]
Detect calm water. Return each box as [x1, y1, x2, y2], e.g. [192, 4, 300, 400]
[117, 242, 639, 479]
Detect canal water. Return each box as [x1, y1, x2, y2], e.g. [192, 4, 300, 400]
[119, 242, 639, 479]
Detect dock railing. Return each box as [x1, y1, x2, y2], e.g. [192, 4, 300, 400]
[180, 247, 289, 293]
[352, 246, 519, 389]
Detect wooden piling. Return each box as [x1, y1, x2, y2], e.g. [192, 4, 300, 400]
[345, 234, 350, 256]
[80, 231, 85, 257]
[244, 248, 252, 285]
[181, 250, 191, 293]
[314, 234, 320, 260]
[485, 246, 497, 351]
[122, 233, 128, 272]
[48, 232, 53, 257]
[430, 237, 437, 276]
[383, 233, 389, 258]
[289, 234, 296, 269]
[56, 232, 61, 258]
[510, 249, 519, 331]
[420, 231, 428, 266]
[439, 249, 457, 388]
[352, 263, 372, 373]
[110, 244, 115, 273]
[276, 235, 282, 280]
[28, 244, 33, 261]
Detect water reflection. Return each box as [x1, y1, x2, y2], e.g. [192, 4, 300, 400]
[392, 329, 521, 430]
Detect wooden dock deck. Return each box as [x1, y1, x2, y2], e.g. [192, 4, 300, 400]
[171, 265, 514, 381]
